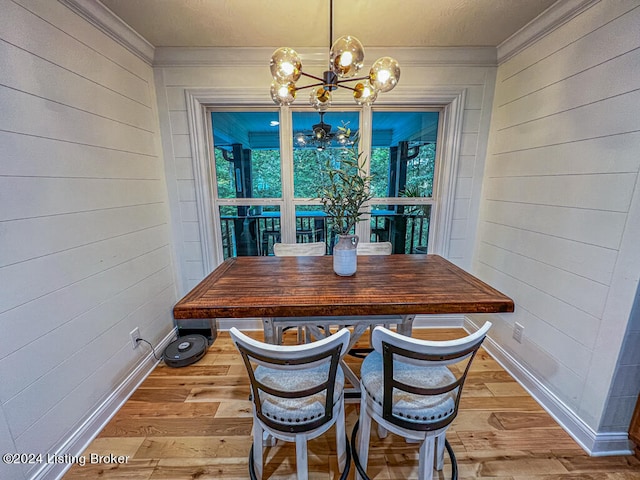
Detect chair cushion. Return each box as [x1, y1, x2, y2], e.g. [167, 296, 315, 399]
[361, 351, 457, 425]
[254, 364, 344, 425]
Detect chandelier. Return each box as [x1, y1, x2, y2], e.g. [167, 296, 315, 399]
[269, 0, 400, 111]
[294, 112, 353, 151]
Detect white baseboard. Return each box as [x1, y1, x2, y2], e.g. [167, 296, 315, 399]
[31, 328, 178, 480]
[464, 317, 633, 457]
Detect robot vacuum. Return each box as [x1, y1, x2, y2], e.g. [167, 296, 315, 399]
[163, 334, 208, 368]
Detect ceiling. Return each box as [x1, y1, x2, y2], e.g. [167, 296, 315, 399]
[101, 0, 558, 49]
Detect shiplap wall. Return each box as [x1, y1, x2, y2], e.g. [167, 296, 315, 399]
[153, 48, 498, 294]
[0, 1, 176, 478]
[473, 0, 640, 436]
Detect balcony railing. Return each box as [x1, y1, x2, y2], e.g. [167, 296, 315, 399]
[220, 211, 429, 259]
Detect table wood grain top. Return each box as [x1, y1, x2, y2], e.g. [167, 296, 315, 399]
[173, 254, 514, 319]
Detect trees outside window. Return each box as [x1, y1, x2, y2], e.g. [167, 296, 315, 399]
[209, 108, 439, 258]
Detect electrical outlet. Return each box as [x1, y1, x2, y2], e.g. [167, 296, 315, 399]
[513, 322, 524, 343]
[130, 327, 141, 349]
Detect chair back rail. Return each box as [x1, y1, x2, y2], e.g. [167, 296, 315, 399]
[273, 242, 326, 256]
[230, 327, 350, 433]
[373, 322, 491, 432]
[356, 242, 392, 256]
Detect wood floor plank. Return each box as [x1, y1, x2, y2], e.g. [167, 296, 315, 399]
[82, 437, 147, 457]
[458, 428, 580, 452]
[113, 401, 218, 419]
[100, 417, 252, 437]
[464, 370, 516, 384]
[134, 436, 252, 459]
[356, 454, 391, 479]
[185, 385, 251, 402]
[479, 456, 569, 476]
[197, 353, 245, 367]
[213, 400, 253, 418]
[148, 365, 229, 377]
[459, 396, 543, 411]
[557, 454, 640, 472]
[514, 474, 640, 480]
[149, 462, 249, 480]
[127, 388, 191, 403]
[63, 459, 158, 480]
[485, 382, 530, 397]
[491, 411, 564, 430]
[141, 374, 248, 388]
[62, 329, 640, 480]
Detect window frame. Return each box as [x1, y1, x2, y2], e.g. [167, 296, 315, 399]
[185, 88, 466, 270]
[359, 106, 443, 250]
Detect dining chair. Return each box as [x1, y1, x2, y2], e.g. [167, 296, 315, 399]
[229, 327, 351, 480]
[356, 241, 392, 256]
[271, 241, 326, 343]
[353, 322, 492, 480]
[273, 241, 326, 256]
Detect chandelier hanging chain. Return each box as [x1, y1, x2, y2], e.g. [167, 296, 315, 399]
[329, 0, 333, 61]
[269, 0, 400, 111]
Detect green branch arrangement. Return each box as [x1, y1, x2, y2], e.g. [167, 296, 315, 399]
[317, 129, 373, 236]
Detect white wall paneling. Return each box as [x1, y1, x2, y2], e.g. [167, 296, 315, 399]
[474, 0, 640, 453]
[29, 328, 176, 480]
[0, 1, 176, 475]
[3, 0, 151, 101]
[0, 403, 24, 480]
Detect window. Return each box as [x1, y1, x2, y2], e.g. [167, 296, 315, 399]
[208, 108, 440, 259]
[367, 109, 438, 253]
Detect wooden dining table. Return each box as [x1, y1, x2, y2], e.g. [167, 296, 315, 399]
[174, 253, 514, 340]
[174, 253, 514, 398]
[173, 253, 514, 320]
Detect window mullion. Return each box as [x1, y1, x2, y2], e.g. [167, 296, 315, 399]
[355, 106, 372, 242]
[279, 106, 296, 243]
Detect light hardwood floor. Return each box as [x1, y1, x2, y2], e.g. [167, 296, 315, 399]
[64, 328, 640, 479]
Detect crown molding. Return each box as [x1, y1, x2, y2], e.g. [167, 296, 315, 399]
[59, 0, 155, 65]
[497, 0, 600, 64]
[55, 1, 497, 69]
[153, 46, 497, 68]
[57, 0, 597, 69]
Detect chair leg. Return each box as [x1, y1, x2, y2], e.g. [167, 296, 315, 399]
[377, 423, 388, 439]
[295, 434, 308, 480]
[252, 420, 264, 479]
[356, 392, 372, 480]
[261, 318, 276, 344]
[435, 432, 445, 470]
[335, 404, 347, 471]
[418, 436, 435, 480]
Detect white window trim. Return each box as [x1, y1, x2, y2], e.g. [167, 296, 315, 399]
[185, 87, 466, 271]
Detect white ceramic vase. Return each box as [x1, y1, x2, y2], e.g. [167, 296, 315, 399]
[333, 234, 359, 276]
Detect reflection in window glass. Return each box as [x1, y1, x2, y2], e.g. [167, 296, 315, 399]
[370, 111, 438, 199]
[218, 205, 281, 258]
[211, 111, 281, 199]
[292, 111, 360, 198]
[371, 204, 431, 254]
